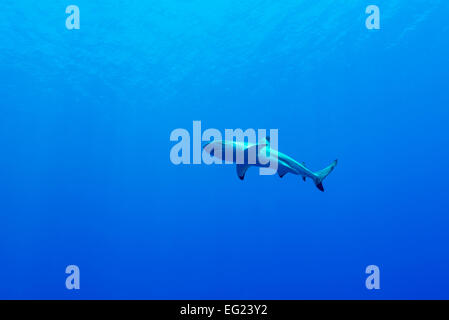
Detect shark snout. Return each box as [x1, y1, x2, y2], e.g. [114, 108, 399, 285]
[202, 142, 214, 156]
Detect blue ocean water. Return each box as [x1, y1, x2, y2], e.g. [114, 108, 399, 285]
[1, 1, 448, 299]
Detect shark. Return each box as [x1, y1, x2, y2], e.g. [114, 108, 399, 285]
[203, 137, 337, 192]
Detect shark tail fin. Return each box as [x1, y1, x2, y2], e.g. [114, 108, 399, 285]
[313, 160, 338, 192]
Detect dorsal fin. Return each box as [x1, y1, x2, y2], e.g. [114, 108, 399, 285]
[258, 137, 270, 150]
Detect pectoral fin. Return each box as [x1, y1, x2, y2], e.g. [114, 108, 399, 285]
[277, 161, 294, 178]
[236, 164, 250, 180]
[278, 166, 289, 178]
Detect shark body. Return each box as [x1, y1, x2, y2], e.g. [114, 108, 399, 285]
[203, 138, 337, 192]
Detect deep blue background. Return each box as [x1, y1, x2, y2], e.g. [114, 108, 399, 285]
[1, 1, 448, 299]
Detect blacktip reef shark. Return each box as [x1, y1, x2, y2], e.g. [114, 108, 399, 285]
[203, 137, 337, 192]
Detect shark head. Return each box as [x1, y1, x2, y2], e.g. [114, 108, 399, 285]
[203, 140, 237, 161]
[203, 140, 223, 158]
